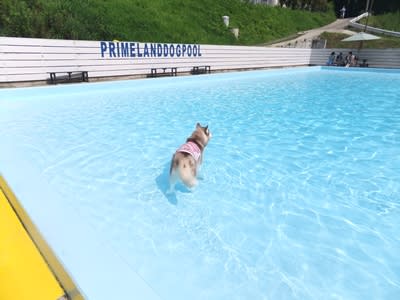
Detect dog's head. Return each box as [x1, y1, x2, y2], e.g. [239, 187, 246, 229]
[187, 123, 212, 149]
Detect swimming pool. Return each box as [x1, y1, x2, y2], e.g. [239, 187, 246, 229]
[1, 67, 399, 299]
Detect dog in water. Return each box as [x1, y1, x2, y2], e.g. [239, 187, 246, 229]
[169, 123, 212, 191]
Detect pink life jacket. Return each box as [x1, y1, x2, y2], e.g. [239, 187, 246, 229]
[176, 141, 201, 162]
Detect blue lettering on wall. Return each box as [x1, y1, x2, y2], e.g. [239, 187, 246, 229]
[116, 43, 120, 57]
[100, 41, 107, 57]
[100, 41, 203, 59]
[150, 44, 157, 57]
[109, 42, 116, 57]
[182, 45, 187, 57]
[143, 43, 149, 57]
[130, 42, 136, 57]
[163, 44, 168, 57]
[121, 42, 129, 57]
[157, 44, 163, 57]
[176, 45, 181, 57]
[136, 42, 143, 57]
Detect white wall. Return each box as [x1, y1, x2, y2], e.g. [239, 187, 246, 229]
[0, 36, 399, 84]
[250, 0, 279, 5]
[310, 48, 400, 68]
[0, 37, 310, 83]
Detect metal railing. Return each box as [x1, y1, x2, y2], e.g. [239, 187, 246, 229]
[349, 12, 400, 38]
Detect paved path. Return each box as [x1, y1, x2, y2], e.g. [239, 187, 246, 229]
[268, 18, 356, 47]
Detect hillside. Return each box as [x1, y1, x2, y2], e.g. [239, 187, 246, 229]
[0, 0, 336, 45]
[360, 11, 400, 32]
[320, 32, 400, 49]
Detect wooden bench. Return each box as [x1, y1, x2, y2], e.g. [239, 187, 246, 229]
[148, 67, 178, 78]
[191, 66, 211, 75]
[48, 71, 89, 84]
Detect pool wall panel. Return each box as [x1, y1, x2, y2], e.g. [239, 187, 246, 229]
[1, 36, 399, 84]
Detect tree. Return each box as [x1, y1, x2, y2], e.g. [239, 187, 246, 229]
[279, 0, 329, 11]
[333, 0, 400, 17]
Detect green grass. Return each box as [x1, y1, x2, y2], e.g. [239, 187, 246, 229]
[320, 31, 400, 49]
[0, 0, 336, 45]
[360, 11, 400, 32]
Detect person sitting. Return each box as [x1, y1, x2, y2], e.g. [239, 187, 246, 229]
[326, 51, 336, 66]
[335, 52, 345, 66]
[345, 51, 356, 67]
[354, 55, 359, 66]
[359, 59, 369, 67]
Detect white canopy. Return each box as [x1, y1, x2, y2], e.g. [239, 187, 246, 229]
[341, 32, 381, 42]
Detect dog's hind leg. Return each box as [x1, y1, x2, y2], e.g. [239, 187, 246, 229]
[167, 155, 178, 194]
[196, 164, 204, 180]
[168, 171, 178, 194]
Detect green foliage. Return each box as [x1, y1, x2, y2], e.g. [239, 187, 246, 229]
[320, 31, 400, 49]
[0, 0, 336, 45]
[279, 0, 330, 12]
[360, 11, 400, 32]
[332, 0, 400, 16]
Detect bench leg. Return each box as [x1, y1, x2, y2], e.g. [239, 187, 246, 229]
[82, 71, 89, 82]
[50, 73, 56, 84]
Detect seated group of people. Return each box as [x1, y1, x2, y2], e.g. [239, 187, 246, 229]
[326, 51, 358, 67]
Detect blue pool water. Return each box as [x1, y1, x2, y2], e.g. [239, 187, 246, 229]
[1, 67, 399, 299]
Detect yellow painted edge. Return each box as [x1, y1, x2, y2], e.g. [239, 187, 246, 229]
[0, 185, 63, 299]
[0, 175, 84, 300]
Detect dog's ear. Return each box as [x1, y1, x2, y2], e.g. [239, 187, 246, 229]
[196, 122, 201, 128]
